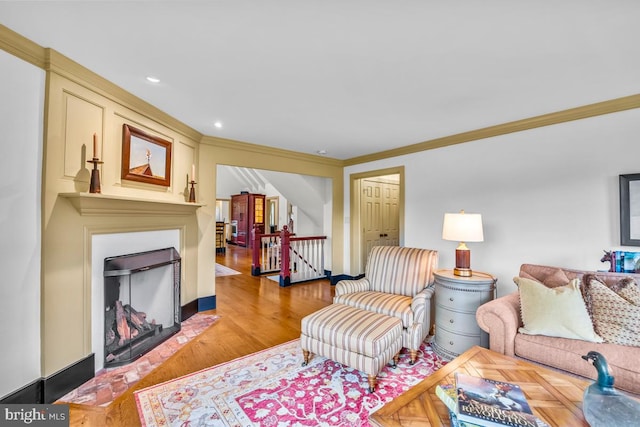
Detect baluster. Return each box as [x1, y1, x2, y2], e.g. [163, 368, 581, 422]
[305, 240, 314, 279]
[312, 241, 316, 277]
[312, 239, 317, 277]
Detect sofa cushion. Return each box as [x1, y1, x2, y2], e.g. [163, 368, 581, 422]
[515, 332, 639, 395]
[333, 291, 413, 328]
[365, 246, 438, 297]
[519, 266, 572, 288]
[582, 276, 640, 347]
[515, 276, 603, 342]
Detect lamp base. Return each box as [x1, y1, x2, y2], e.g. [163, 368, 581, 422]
[454, 267, 472, 277]
[454, 246, 472, 277]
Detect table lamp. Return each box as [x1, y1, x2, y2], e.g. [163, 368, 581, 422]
[442, 210, 484, 277]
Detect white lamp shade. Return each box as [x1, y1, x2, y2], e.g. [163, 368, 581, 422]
[442, 212, 484, 242]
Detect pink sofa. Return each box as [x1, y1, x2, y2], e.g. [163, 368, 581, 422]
[476, 264, 640, 395]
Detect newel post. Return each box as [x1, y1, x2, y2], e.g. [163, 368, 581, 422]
[251, 224, 261, 276]
[279, 225, 291, 287]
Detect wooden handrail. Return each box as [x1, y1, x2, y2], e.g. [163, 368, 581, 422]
[290, 235, 326, 241]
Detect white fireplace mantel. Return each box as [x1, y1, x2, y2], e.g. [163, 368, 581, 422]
[59, 192, 204, 216]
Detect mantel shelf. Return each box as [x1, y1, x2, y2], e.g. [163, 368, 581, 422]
[59, 192, 205, 216]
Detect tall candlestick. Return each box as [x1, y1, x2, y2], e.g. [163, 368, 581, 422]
[191, 164, 195, 182]
[93, 133, 98, 159]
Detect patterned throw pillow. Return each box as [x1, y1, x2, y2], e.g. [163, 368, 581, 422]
[610, 276, 640, 305]
[582, 275, 640, 347]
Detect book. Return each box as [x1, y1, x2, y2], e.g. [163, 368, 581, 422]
[435, 383, 482, 427]
[454, 373, 542, 427]
[436, 383, 458, 412]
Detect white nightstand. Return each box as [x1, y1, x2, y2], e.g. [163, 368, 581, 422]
[431, 269, 496, 361]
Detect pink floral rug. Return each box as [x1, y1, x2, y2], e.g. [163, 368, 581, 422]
[134, 338, 445, 426]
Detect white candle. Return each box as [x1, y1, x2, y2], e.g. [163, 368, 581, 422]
[191, 164, 195, 181]
[93, 133, 98, 159]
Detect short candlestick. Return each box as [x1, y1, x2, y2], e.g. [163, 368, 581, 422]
[87, 157, 104, 194]
[188, 180, 197, 203]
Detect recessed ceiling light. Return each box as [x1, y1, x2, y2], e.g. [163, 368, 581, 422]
[146, 76, 160, 83]
[214, 121, 223, 129]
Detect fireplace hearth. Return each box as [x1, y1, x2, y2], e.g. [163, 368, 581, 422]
[103, 247, 181, 368]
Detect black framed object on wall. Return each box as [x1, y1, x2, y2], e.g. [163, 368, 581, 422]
[619, 173, 640, 246]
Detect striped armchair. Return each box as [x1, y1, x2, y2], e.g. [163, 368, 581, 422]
[333, 246, 438, 363]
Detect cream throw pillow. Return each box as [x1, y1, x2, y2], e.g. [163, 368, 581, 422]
[515, 276, 603, 342]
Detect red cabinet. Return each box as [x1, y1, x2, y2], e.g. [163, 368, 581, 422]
[231, 193, 265, 247]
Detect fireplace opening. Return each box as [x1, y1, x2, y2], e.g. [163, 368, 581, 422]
[103, 247, 181, 368]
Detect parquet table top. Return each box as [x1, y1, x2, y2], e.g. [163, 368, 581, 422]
[369, 346, 590, 427]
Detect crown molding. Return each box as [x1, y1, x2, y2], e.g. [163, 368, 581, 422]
[345, 94, 640, 166]
[0, 24, 46, 68]
[201, 135, 344, 168]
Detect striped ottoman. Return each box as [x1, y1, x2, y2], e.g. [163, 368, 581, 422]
[300, 303, 402, 392]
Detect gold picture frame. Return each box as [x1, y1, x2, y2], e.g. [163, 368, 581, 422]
[121, 124, 172, 187]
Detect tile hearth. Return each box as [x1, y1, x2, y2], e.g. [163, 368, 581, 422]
[57, 313, 218, 407]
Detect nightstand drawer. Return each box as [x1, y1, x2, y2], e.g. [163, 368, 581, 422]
[433, 326, 479, 357]
[435, 307, 480, 336]
[436, 285, 488, 311]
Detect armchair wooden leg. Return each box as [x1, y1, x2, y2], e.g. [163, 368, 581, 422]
[367, 375, 377, 393]
[410, 350, 417, 364]
[302, 350, 311, 366]
[390, 353, 400, 368]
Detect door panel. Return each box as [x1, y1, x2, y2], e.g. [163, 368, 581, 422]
[362, 180, 382, 258]
[382, 183, 400, 246]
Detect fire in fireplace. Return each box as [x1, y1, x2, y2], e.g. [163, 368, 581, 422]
[103, 247, 181, 368]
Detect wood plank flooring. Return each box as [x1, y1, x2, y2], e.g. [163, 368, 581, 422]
[70, 244, 335, 426]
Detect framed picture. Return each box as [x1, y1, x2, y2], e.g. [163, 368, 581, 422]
[121, 124, 172, 186]
[619, 173, 640, 246]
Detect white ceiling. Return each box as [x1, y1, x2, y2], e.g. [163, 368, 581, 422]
[2, 1, 639, 160]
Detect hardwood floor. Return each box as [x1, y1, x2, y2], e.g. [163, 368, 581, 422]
[70, 244, 335, 426]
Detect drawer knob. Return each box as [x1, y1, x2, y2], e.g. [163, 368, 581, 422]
[449, 319, 454, 323]
[449, 297, 454, 302]
[449, 341, 454, 345]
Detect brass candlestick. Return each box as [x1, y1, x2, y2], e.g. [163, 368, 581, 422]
[87, 157, 103, 193]
[188, 180, 197, 203]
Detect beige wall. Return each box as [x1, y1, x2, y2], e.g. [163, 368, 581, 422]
[41, 53, 204, 376]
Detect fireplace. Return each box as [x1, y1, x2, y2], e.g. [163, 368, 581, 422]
[103, 247, 181, 368]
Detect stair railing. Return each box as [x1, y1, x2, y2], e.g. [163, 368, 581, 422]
[251, 225, 326, 286]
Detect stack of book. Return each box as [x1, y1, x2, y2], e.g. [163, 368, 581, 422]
[435, 373, 549, 427]
[610, 251, 640, 273]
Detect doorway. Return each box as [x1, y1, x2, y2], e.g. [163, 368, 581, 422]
[350, 166, 404, 274]
[215, 199, 231, 242]
[266, 196, 279, 233]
